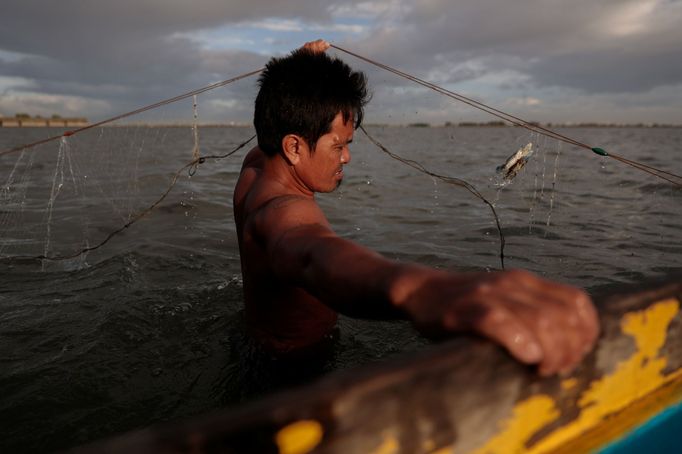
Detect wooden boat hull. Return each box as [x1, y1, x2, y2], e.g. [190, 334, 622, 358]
[77, 276, 682, 453]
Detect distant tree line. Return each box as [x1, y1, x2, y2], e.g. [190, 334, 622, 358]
[12, 113, 64, 119]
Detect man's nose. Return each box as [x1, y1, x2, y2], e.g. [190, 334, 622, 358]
[341, 147, 351, 165]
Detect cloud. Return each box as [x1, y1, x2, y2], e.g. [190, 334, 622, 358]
[0, 0, 332, 57]
[507, 97, 542, 107]
[0, 0, 340, 118]
[239, 18, 367, 34]
[347, 0, 682, 94]
[0, 91, 111, 117]
[0, 27, 267, 119]
[0, 0, 680, 123]
[529, 47, 682, 93]
[603, 0, 659, 36]
[246, 19, 305, 33]
[330, 0, 411, 23]
[0, 75, 36, 92]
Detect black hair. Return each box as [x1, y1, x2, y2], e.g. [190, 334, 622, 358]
[254, 49, 369, 156]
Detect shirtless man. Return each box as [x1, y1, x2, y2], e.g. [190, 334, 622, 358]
[233, 40, 599, 376]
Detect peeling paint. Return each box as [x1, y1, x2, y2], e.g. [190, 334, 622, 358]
[470, 298, 682, 454]
[560, 378, 578, 390]
[370, 432, 400, 454]
[275, 420, 323, 454]
[471, 395, 559, 454]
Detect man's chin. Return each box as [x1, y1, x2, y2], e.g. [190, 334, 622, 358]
[318, 179, 343, 193]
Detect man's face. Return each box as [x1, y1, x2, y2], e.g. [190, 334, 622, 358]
[299, 113, 353, 193]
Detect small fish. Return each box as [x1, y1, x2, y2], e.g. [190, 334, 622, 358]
[496, 143, 534, 180]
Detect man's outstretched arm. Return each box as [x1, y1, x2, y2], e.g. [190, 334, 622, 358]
[257, 197, 599, 376]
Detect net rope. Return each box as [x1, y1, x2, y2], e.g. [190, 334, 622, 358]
[1, 44, 679, 268]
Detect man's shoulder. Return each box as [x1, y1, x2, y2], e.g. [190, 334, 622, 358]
[259, 193, 314, 210]
[235, 147, 331, 239]
[242, 146, 266, 170]
[254, 194, 326, 227]
[242, 192, 328, 245]
[234, 147, 266, 210]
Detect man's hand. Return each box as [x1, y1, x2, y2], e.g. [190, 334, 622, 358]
[398, 269, 599, 376]
[302, 39, 330, 53]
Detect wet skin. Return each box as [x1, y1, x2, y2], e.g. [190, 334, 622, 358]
[233, 113, 599, 375]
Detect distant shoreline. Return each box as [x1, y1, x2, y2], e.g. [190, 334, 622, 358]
[93, 122, 682, 128]
[0, 116, 89, 128]
[2, 121, 680, 129]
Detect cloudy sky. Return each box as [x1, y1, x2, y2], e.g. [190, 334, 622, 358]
[1, 0, 681, 125]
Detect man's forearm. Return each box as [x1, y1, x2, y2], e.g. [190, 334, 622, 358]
[270, 230, 427, 319]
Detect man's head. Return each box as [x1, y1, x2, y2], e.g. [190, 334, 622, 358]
[254, 49, 369, 157]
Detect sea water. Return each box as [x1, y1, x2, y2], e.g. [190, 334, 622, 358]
[1, 126, 680, 452]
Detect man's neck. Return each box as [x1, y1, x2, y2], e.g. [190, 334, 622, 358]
[262, 153, 315, 198]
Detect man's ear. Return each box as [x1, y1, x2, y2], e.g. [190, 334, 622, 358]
[281, 134, 308, 165]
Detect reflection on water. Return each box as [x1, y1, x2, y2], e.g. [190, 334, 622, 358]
[0, 126, 680, 451]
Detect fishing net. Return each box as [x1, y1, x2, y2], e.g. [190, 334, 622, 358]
[1, 46, 680, 281]
[0, 96, 256, 271]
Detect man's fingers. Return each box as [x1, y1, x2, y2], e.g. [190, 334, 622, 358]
[468, 305, 544, 365]
[518, 271, 599, 349]
[469, 291, 594, 375]
[411, 269, 600, 376]
[572, 289, 600, 352]
[534, 285, 599, 373]
[535, 308, 574, 376]
[302, 39, 330, 53]
[498, 271, 599, 374]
